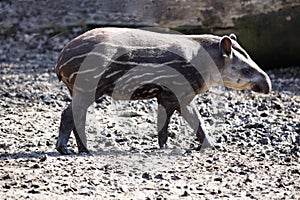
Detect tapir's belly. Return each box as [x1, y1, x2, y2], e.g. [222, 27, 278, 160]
[99, 68, 202, 103]
[98, 62, 175, 101]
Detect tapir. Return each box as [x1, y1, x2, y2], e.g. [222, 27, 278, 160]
[55, 28, 271, 155]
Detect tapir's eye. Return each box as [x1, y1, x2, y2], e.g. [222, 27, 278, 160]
[242, 68, 252, 76]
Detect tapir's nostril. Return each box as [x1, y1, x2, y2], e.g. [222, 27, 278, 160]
[251, 71, 272, 94]
[252, 79, 272, 94]
[252, 84, 262, 93]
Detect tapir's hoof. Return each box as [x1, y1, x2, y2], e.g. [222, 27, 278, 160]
[195, 136, 215, 151]
[78, 148, 91, 155]
[56, 145, 75, 155]
[158, 136, 168, 149]
[78, 151, 92, 156]
[194, 145, 202, 151]
[159, 142, 168, 149]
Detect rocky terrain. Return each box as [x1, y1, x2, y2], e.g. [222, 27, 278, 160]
[0, 26, 299, 199]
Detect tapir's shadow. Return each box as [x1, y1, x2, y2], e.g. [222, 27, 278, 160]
[0, 146, 212, 161]
[0, 151, 62, 160]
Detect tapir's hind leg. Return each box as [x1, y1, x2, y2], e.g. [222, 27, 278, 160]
[180, 102, 208, 149]
[157, 93, 179, 148]
[73, 111, 89, 153]
[157, 104, 175, 148]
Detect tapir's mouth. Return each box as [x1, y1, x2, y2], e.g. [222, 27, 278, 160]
[224, 80, 271, 94]
[223, 81, 250, 91]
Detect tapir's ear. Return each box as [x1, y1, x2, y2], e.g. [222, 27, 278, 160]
[220, 36, 232, 57]
[229, 33, 237, 41]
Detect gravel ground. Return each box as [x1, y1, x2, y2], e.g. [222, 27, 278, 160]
[0, 27, 299, 199]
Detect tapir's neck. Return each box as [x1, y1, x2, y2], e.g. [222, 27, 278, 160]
[186, 35, 226, 91]
[187, 34, 224, 66]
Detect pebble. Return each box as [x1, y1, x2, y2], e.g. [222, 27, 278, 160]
[154, 174, 163, 179]
[214, 177, 222, 182]
[142, 172, 151, 180]
[284, 157, 291, 162]
[261, 137, 270, 145]
[181, 191, 189, 197]
[39, 154, 47, 162]
[31, 164, 40, 169]
[171, 175, 181, 180]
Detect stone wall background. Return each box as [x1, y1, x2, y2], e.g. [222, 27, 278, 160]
[1, 0, 299, 68]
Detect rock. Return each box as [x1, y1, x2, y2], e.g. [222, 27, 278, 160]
[154, 174, 163, 180]
[39, 154, 47, 162]
[119, 185, 128, 193]
[261, 137, 270, 145]
[260, 112, 268, 117]
[180, 191, 189, 197]
[115, 138, 129, 143]
[28, 189, 40, 194]
[171, 175, 181, 180]
[272, 101, 283, 110]
[244, 175, 252, 184]
[31, 164, 40, 169]
[294, 136, 300, 145]
[1, 174, 12, 180]
[142, 172, 151, 180]
[284, 157, 291, 163]
[100, 164, 112, 171]
[291, 169, 300, 175]
[214, 177, 222, 182]
[257, 104, 268, 111]
[3, 183, 11, 189]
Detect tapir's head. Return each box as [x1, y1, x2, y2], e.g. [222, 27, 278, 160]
[218, 34, 271, 94]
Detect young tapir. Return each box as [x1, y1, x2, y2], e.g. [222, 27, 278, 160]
[55, 28, 271, 155]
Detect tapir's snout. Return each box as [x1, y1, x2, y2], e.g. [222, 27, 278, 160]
[251, 72, 272, 94]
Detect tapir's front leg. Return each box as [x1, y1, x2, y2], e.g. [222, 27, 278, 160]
[180, 101, 212, 148]
[56, 103, 74, 155]
[56, 93, 92, 155]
